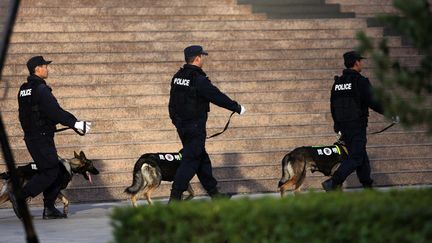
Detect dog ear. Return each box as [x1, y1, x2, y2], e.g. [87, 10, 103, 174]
[74, 151, 79, 158]
[80, 151, 86, 159]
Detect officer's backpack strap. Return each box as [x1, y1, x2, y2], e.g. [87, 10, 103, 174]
[207, 111, 236, 139]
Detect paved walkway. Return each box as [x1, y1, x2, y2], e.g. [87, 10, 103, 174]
[1, 186, 429, 243]
[0, 201, 122, 243]
[0, 194, 268, 243]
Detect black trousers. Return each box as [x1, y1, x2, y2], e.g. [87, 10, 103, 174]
[171, 118, 217, 193]
[332, 129, 374, 186]
[21, 134, 65, 206]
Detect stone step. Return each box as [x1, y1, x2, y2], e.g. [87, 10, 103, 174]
[5, 37, 402, 56]
[1, 144, 430, 172]
[237, 0, 355, 19]
[340, 5, 397, 14]
[258, 12, 355, 19]
[248, 4, 343, 14]
[9, 28, 384, 43]
[12, 19, 368, 33]
[14, 157, 430, 190]
[20, 0, 237, 7]
[5, 127, 429, 153]
[5, 47, 417, 66]
[0, 101, 333, 123]
[0, 59, 347, 76]
[2, 169, 430, 207]
[17, 6, 253, 16]
[1, 88, 332, 108]
[326, 0, 393, 4]
[0, 111, 401, 135]
[2, 131, 430, 162]
[239, 0, 355, 19]
[239, 0, 329, 5]
[15, 14, 267, 22]
[0, 61, 420, 86]
[1, 113, 330, 136]
[14, 170, 432, 205]
[0, 79, 332, 94]
[2, 55, 418, 77]
[0, 68, 403, 85]
[1, 85, 330, 104]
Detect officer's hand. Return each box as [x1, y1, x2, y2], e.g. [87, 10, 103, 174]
[240, 105, 246, 115]
[74, 121, 91, 134]
[392, 116, 400, 124]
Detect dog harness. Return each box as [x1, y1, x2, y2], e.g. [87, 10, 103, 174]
[154, 152, 182, 181]
[308, 144, 347, 176]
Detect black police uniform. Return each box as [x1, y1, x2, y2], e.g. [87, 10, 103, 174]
[168, 64, 241, 198]
[330, 69, 383, 187]
[18, 74, 77, 208]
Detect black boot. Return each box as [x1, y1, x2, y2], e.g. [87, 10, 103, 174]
[168, 189, 183, 204]
[43, 201, 66, 219]
[362, 180, 374, 189]
[321, 179, 341, 192]
[8, 191, 22, 219]
[207, 188, 231, 200]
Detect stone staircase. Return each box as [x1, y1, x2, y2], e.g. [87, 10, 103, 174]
[0, 0, 430, 205]
[237, 0, 355, 19]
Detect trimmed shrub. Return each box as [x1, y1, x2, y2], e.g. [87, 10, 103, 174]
[111, 189, 432, 243]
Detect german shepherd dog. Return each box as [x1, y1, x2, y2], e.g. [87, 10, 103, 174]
[125, 150, 194, 206]
[0, 151, 99, 216]
[278, 139, 348, 196]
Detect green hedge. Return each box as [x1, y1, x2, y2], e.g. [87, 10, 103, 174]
[111, 189, 432, 243]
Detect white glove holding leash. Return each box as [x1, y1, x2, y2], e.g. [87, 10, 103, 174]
[392, 116, 400, 124]
[74, 121, 91, 134]
[240, 105, 246, 115]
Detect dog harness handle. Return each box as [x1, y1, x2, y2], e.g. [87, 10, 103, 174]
[207, 111, 236, 139]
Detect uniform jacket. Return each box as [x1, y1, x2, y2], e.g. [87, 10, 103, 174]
[169, 64, 241, 122]
[18, 75, 77, 136]
[330, 69, 384, 132]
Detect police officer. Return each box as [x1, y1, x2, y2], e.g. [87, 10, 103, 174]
[322, 51, 384, 191]
[11, 56, 91, 219]
[168, 45, 246, 201]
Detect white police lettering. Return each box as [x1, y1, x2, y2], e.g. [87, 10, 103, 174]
[334, 83, 352, 91]
[173, 78, 190, 86]
[159, 154, 165, 160]
[20, 89, 32, 97]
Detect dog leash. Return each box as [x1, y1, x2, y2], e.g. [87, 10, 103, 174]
[368, 122, 396, 135]
[207, 111, 236, 139]
[55, 121, 87, 136]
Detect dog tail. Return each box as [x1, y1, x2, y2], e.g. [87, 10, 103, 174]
[124, 155, 150, 194]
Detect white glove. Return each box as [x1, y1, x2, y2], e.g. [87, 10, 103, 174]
[240, 105, 246, 115]
[74, 121, 91, 134]
[392, 116, 400, 124]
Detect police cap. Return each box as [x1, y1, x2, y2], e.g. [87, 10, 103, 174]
[27, 56, 52, 74]
[343, 51, 365, 68]
[184, 45, 208, 59]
